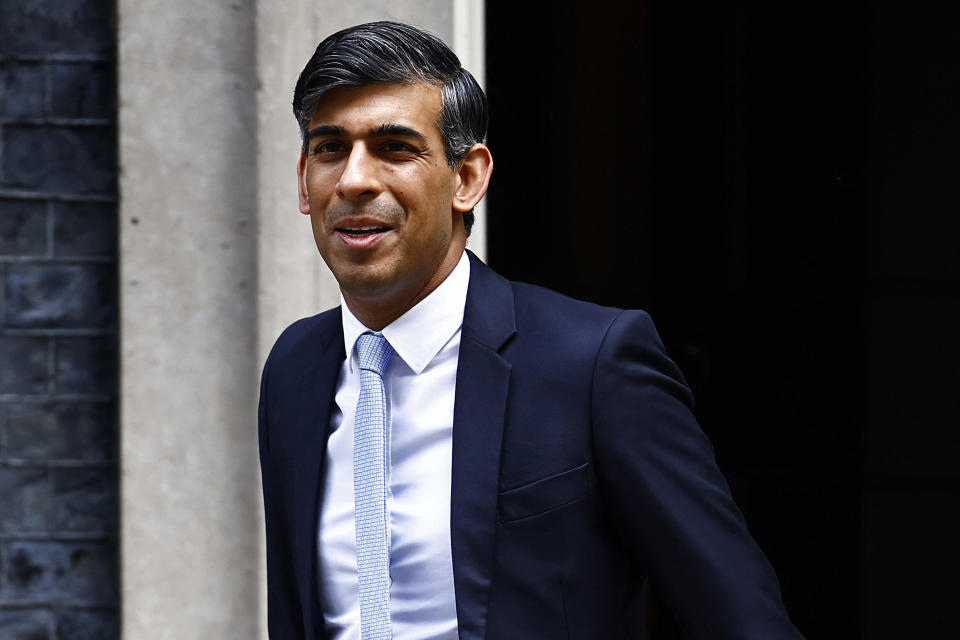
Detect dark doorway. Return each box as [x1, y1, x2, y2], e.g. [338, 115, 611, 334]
[486, 3, 959, 638]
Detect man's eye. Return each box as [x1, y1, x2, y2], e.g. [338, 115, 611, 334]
[383, 141, 413, 153]
[313, 141, 345, 154]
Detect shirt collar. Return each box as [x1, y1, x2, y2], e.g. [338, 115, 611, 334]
[341, 250, 471, 375]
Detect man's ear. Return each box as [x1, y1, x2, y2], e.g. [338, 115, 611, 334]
[297, 148, 311, 215]
[452, 143, 493, 213]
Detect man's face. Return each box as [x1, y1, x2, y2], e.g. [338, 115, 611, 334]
[297, 82, 464, 322]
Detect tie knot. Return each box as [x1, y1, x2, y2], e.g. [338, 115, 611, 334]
[356, 332, 393, 375]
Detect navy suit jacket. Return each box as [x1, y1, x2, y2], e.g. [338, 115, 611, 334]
[258, 251, 803, 639]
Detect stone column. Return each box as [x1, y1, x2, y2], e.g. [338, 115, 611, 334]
[119, 2, 485, 638]
[119, 2, 261, 638]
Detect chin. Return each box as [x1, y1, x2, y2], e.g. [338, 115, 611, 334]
[335, 264, 398, 300]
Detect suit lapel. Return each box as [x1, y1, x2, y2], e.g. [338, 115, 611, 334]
[288, 312, 345, 636]
[451, 252, 516, 640]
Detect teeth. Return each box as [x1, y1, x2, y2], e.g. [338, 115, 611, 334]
[339, 225, 389, 238]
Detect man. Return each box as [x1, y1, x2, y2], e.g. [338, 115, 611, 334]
[259, 21, 803, 640]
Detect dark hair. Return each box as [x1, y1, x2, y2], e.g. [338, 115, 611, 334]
[293, 21, 488, 235]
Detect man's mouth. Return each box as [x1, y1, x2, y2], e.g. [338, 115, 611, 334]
[336, 225, 392, 238]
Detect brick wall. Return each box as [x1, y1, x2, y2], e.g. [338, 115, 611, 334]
[0, 0, 119, 637]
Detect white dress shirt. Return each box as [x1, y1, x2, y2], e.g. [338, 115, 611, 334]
[318, 251, 469, 640]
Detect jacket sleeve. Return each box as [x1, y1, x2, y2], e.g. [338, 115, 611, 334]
[591, 309, 804, 639]
[259, 352, 306, 639]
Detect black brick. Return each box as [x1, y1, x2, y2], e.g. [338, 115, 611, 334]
[2, 0, 118, 629]
[54, 202, 115, 257]
[56, 609, 117, 640]
[0, 0, 113, 57]
[0, 337, 48, 394]
[54, 468, 116, 533]
[1, 126, 116, 195]
[1, 540, 117, 601]
[0, 62, 45, 119]
[4, 264, 115, 328]
[0, 609, 53, 640]
[54, 337, 115, 395]
[6, 403, 115, 461]
[49, 62, 113, 119]
[0, 468, 52, 532]
[0, 199, 47, 257]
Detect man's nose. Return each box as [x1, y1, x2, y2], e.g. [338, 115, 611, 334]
[336, 144, 380, 201]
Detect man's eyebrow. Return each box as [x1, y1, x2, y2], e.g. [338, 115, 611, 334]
[368, 123, 428, 143]
[306, 124, 347, 140]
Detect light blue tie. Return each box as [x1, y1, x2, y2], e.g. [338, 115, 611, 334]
[354, 332, 394, 639]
